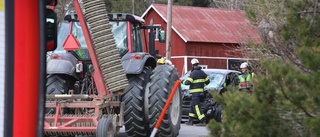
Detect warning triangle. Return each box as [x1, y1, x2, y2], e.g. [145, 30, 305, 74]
[63, 34, 80, 51]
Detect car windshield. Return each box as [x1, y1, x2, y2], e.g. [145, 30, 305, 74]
[181, 70, 225, 90]
[206, 72, 224, 89]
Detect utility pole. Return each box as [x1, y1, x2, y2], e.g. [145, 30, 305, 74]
[132, 0, 135, 15]
[165, 0, 173, 60]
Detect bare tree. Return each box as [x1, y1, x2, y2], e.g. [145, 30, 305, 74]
[54, 0, 74, 23]
[242, 0, 320, 72]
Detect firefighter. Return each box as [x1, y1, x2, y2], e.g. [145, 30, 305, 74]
[157, 57, 166, 65]
[183, 58, 210, 126]
[238, 62, 255, 94]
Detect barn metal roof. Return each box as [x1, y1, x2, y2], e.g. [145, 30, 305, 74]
[142, 4, 261, 44]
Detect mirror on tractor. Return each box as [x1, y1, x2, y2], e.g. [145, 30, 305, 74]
[159, 30, 166, 44]
[46, 8, 57, 51]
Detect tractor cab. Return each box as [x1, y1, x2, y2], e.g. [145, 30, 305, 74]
[108, 13, 146, 56]
[46, 12, 165, 93]
[52, 13, 153, 59]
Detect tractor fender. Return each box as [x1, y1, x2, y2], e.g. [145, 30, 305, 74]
[47, 59, 78, 79]
[121, 52, 156, 74]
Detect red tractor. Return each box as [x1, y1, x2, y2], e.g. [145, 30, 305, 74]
[44, 0, 181, 136]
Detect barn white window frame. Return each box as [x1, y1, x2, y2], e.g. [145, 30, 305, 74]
[147, 24, 161, 41]
[178, 56, 259, 75]
[199, 65, 208, 69]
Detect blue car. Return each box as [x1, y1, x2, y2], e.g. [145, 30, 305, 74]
[180, 69, 241, 123]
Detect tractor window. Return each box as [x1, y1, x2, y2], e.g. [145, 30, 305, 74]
[131, 24, 143, 52]
[54, 21, 90, 59]
[55, 21, 129, 58]
[109, 22, 128, 56]
[55, 21, 69, 52]
[72, 22, 90, 59]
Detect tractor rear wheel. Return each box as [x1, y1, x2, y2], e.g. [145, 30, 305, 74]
[46, 74, 69, 94]
[46, 74, 74, 114]
[148, 65, 182, 137]
[122, 67, 153, 137]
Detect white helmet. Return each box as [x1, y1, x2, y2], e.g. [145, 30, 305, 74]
[191, 58, 199, 65]
[165, 60, 172, 65]
[240, 62, 248, 69]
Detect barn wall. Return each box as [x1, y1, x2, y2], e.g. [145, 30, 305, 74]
[186, 42, 241, 57]
[143, 9, 186, 57]
[184, 42, 242, 70]
[169, 58, 185, 76]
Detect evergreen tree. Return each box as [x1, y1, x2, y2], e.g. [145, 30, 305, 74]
[103, 0, 113, 12]
[106, 0, 149, 16]
[173, 0, 193, 6]
[209, 0, 320, 136]
[155, 0, 211, 7]
[192, 0, 210, 7]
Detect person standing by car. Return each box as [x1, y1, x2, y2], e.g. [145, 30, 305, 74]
[182, 58, 210, 126]
[238, 62, 255, 94]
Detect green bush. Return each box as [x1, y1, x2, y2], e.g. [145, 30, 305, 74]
[208, 0, 320, 137]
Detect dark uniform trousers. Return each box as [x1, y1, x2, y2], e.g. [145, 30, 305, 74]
[189, 92, 205, 121]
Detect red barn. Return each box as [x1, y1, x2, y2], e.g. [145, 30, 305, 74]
[141, 4, 260, 76]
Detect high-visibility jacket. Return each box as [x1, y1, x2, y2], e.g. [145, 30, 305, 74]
[239, 72, 255, 89]
[183, 66, 210, 93]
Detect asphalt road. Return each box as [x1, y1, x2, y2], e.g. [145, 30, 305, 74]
[79, 123, 210, 137]
[117, 123, 210, 137]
